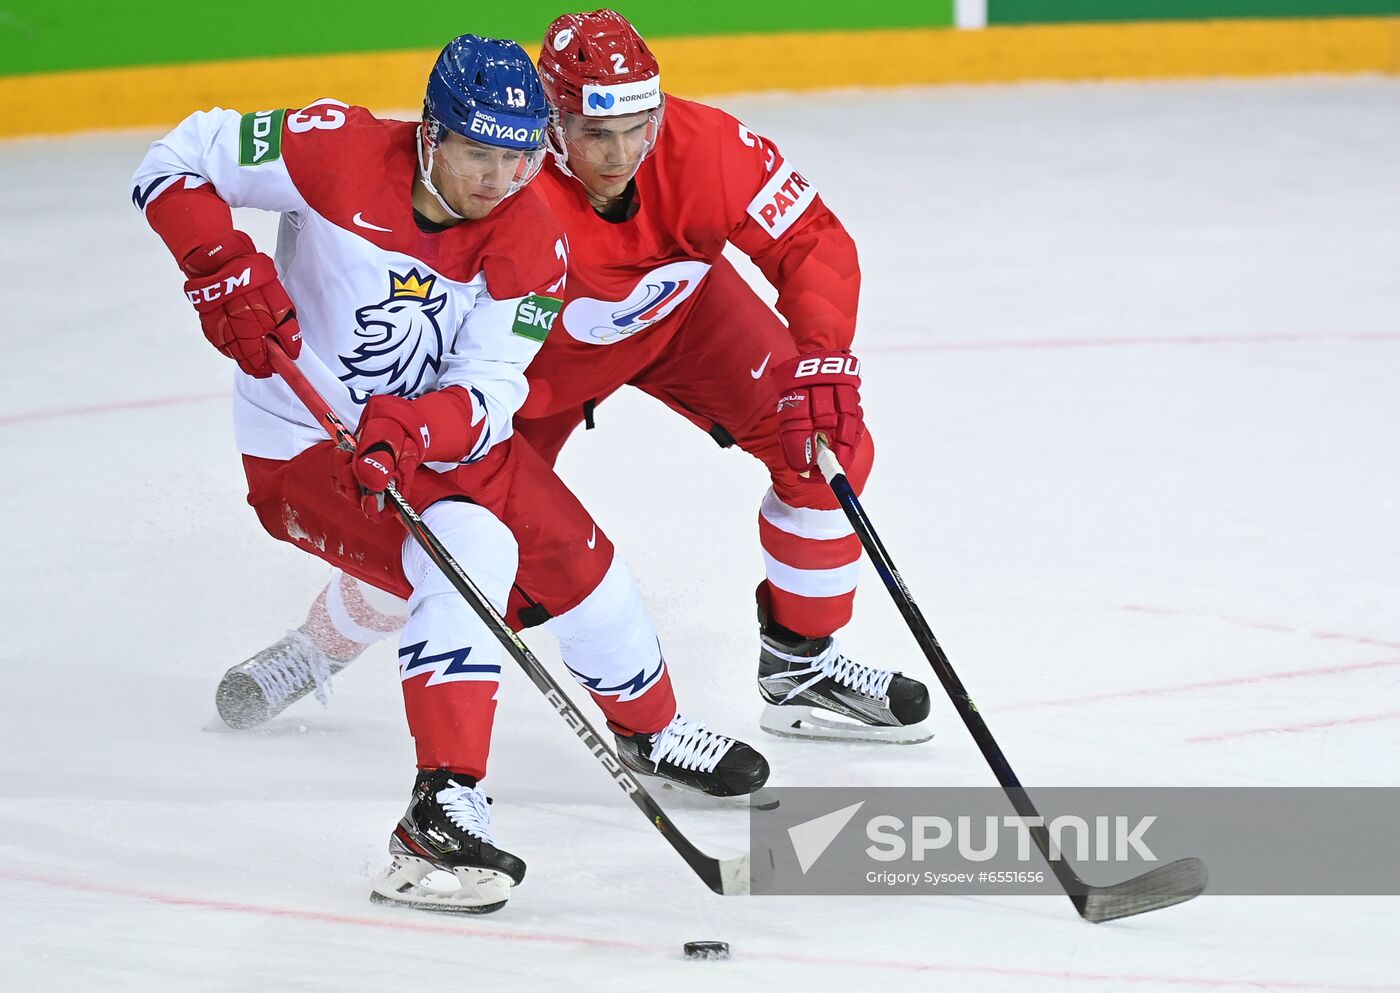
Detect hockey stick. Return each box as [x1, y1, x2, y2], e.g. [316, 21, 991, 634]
[816, 444, 1207, 922]
[264, 341, 756, 896]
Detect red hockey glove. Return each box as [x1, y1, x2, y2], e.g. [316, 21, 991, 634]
[772, 349, 864, 478]
[181, 231, 301, 378]
[333, 389, 482, 521]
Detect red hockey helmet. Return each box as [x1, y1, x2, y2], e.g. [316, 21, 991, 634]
[537, 9, 662, 118]
[537, 10, 665, 183]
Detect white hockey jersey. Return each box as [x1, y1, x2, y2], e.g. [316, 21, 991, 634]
[132, 100, 567, 465]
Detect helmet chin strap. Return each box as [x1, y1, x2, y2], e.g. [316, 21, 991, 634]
[416, 125, 464, 222]
[546, 118, 577, 180]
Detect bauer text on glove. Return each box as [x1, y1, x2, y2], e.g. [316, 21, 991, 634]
[771, 349, 865, 476]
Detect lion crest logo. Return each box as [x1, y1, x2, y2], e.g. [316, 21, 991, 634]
[340, 269, 448, 402]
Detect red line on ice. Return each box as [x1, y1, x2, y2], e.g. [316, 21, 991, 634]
[1000, 657, 1400, 712]
[1186, 710, 1400, 743]
[0, 391, 228, 427]
[2, 866, 1398, 991]
[862, 332, 1400, 354]
[1004, 604, 1400, 712]
[1119, 604, 1400, 652]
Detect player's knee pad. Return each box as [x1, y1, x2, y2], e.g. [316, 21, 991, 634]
[544, 555, 665, 702]
[401, 500, 519, 614]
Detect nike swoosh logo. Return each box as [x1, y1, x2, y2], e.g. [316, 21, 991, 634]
[352, 212, 392, 232]
[586, 526, 597, 550]
[751, 353, 772, 379]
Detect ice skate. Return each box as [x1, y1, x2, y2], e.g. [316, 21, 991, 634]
[758, 601, 933, 744]
[369, 769, 525, 915]
[614, 714, 770, 798]
[214, 629, 361, 730]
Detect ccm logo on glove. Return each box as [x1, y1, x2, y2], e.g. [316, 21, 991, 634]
[185, 267, 254, 304]
[180, 230, 302, 379]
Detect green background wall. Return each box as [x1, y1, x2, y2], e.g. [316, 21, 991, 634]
[0, 1, 954, 77]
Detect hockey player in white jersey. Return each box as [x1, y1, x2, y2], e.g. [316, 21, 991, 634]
[133, 34, 767, 914]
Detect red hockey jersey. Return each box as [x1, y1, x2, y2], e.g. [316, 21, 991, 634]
[518, 95, 860, 419]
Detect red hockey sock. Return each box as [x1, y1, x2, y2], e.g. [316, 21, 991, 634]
[597, 666, 677, 737]
[400, 676, 499, 780]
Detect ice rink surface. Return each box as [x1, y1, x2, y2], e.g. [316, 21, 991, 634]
[2, 77, 1398, 991]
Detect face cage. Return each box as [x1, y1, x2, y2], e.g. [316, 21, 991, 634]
[546, 99, 665, 185]
[417, 122, 547, 220]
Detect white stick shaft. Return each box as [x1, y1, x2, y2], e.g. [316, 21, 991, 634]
[816, 443, 844, 482]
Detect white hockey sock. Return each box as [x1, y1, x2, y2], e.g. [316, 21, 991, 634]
[301, 570, 409, 661]
[545, 555, 666, 702]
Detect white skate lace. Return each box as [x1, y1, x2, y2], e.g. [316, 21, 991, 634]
[766, 639, 896, 704]
[248, 630, 336, 707]
[647, 716, 734, 774]
[437, 782, 497, 846]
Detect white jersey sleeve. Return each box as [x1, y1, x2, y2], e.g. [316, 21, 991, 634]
[131, 106, 312, 217]
[437, 290, 561, 464]
[133, 101, 567, 467]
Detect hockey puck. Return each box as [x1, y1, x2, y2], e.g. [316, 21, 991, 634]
[683, 941, 730, 960]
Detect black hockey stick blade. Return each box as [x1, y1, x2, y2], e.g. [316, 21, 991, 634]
[1074, 857, 1210, 923]
[815, 443, 1209, 923]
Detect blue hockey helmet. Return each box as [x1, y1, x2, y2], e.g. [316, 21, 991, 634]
[419, 35, 550, 215]
[424, 35, 549, 150]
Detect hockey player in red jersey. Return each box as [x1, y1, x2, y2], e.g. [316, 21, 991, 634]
[219, 9, 932, 745]
[522, 10, 931, 744]
[134, 34, 767, 915]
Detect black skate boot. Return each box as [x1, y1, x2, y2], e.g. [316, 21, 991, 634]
[757, 589, 933, 744]
[215, 629, 361, 730]
[614, 714, 770, 798]
[369, 769, 525, 915]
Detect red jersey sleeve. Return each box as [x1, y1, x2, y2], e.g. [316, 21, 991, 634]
[712, 110, 861, 352]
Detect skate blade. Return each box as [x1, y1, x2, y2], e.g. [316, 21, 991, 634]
[369, 857, 513, 915]
[760, 704, 934, 745]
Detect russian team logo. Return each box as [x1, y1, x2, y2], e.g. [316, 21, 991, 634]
[340, 269, 448, 401]
[561, 260, 711, 345]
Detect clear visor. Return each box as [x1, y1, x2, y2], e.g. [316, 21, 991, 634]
[558, 106, 664, 172]
[432, 129, 546, 195]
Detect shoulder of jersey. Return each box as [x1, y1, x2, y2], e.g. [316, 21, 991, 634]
[479, 183, 568, 300]
[658, 96, 733, 156]
[281, 104, 405, 168]
[656, 95, 758, 177]
[281, 104, 413, 207]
